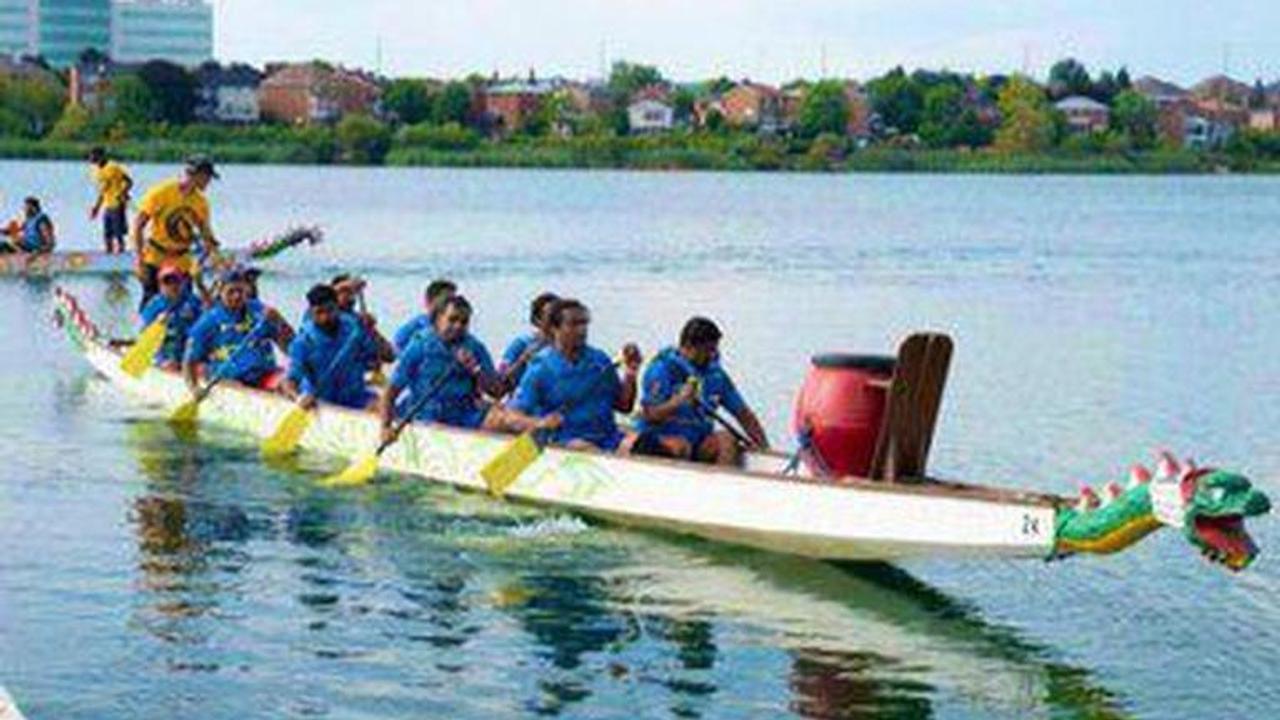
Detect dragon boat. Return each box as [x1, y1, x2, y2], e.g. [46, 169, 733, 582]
[0, 226, 321, 278]
[52, 287, 1269, 571]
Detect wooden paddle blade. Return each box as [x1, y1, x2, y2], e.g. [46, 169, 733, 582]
[169, 398, 200, 425]
[481, 433, 543, 497]
[320, 453, 379, 488]
[120, 318, 167, 378]
[261, 406, 312, 458]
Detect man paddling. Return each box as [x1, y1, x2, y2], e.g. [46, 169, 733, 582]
[138, 263, 202, 371]
[637, 317, 769, 465]
[379, 295, 552, 438]
[282, 284, 380, 410]
[132, 156, 220, 308]
[509, 299, 643, 453]
[0, 197, 55, 255]
[498, 291, 558, 391]
[331, 273, 395, 370]
[182, 268, 289, 393]
[393, 278, 457, 352]
[88, 146, 132, 254]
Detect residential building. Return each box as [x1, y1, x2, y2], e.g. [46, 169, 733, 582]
[693, 96, 725, 128]
[1190, 74, 1251, 106]
[1133, 75, 1188, 106]
[627, 86, 673, 133]
[37, 0, 111, 68]
[195, 61, 261, 123]
[482, 77, 555, 134]
[1249, 108, 1279, 132]
[0, 0, 34, 57]
[111, 0, 212, 67]
[67, 54, 128, 110]
[258, 61, 381, 125]
[721, 81, 782, 132]
[1055, 95, 1110, 133]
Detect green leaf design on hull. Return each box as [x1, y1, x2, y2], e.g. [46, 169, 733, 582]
[1054, 452, 1271, 571]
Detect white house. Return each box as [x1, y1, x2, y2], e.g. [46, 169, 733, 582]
[195, 62, 262, 124]
[628, 98, 674, 133]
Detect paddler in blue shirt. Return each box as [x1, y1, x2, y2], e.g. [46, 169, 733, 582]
[378, 295, 552, 440]
[392, 278, 457, 352]
[0, 197, 55, 255]
[281, 284, 380, 410]
[138, 263, 203, 371]
[332, 273, 396, 365]
[182, 267, 290, 392]
[509, 298, 643, 453]
[637, 317, 770, 465]
[498, 291, 558, 392]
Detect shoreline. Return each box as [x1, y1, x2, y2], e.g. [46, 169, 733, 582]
[3, 137, 1277, 175]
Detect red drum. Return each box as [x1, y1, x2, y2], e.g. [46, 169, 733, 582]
[792, 354, 896, 478]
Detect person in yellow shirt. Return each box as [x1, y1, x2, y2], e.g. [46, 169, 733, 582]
[87, 147, 133, 254]
[131, 156, 220, 308]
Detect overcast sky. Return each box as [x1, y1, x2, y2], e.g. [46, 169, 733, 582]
[214, 0, 1277, 85]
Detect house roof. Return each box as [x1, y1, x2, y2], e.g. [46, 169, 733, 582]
[196, 61, 262, 88]
[1133, 75, 1187, 100]
[628, 97, 672, 111]
[1191, 74, 1251, 101]
[487, 79, 557, 95]
[1054, 95, 1109, 112]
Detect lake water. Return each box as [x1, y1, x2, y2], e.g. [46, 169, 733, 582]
[1, 161, 1278, 719]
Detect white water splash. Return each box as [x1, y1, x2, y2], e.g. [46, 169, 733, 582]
[505, 514, 592, 540]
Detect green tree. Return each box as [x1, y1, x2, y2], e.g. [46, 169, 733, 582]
[47, 102, 93, 140]
[994, 75, 1055, 153]
[137, 60, 196, 124]
[336, 113, 391, 163]
[671, 87, 696, 124]
[1048, 58, 1091, 99]
[1110, 90, 1159, 149]
[797, 80, 849, 138]
[866, 67, 925, 133]
[0, 75, 66, 137]
[384, 78, 433, 125]
[106, 74, 159, 128]
[433, 81, 472, 125]
[608, 61, 664, 100]
[918, 83, 963, 147]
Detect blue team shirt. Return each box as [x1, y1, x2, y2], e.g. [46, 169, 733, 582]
[510, 345, 622, 449]
[140, 290, 202, 366]
[393, 314, 431, 353]
[501, 332, 548, 387]
[184, 303, 279, 384]
[286, 314, 377, 408]
[390, 330, 495, 427]
[636, 346, 746, 444]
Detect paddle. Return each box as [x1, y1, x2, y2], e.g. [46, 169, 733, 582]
[694, 396, 758, 450]
[320, 362, 459, 488]
[356, 289, 388, 387]
[261, 320, 365, 458]
[120, 313, 168, 378]
[482, 358, 622, 497]
[170, 317, 270, 424]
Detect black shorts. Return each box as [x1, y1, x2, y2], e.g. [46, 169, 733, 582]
[138, 263, 160, 311]
[103, 207, 127, 239]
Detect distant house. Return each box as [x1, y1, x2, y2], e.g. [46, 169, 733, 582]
[258, 62, 381, 125]
[625, 85, 672, 133]
[67, 57, 146, 112]
[1249, 108, 1280, 132]
[195, 62, 262, 124]
[483, 77, 556, 135]
[1190, 75, 1252, 106]
[721, 81, 783, 132]
[1133, 75, 1189, 107]
[693, 97, 726, 128]
[844, 82, 877, 140]
[1055, 95, 1110, 133]
[1155, 99, 1240, 150]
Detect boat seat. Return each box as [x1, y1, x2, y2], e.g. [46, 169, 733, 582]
[869, 332, 953, 483]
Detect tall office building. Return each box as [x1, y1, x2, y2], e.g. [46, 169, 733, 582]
[111, 0, 211, 67]
[0, 0, 34, 57]
[38, 0, 111, 67]
[0, 1, 211, 68]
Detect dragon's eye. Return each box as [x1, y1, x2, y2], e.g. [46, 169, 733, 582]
[1211, 487, 1227, 504]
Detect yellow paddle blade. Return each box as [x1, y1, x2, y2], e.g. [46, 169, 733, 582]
[120, 318, 167, 378]
[261, 406, 312, 458]
[481, 433, 543, 497]
[320, 453, 379, 488]
[169, 398, 200, 425]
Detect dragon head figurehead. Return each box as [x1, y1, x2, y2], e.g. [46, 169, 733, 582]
[1144, 453, 1271, 571]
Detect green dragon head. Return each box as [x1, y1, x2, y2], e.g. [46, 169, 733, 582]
[1146, 454, 1271, 571]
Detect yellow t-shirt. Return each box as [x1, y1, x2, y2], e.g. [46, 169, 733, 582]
[138, 178, 210, 269]
[93, 161, 131, 210]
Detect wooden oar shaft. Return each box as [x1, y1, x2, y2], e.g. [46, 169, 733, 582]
[696, 398, 756, 449]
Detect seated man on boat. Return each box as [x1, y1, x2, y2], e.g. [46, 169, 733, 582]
[331, 273, 395, 364]
[637, 317, 769, 465]
[182, 268, 290, 392]
[498, 291, 558, 392]
[132, 156, 220, 309]
[138, 263, 203, 371]
[281, 284, 380, 410]
[393, 278, 457, 352]
[509, 298, 643, 453]
[378, 295, 551, 437]
[1, 197, 56, 255]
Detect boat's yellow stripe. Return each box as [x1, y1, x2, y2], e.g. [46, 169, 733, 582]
[1057, 515, 1162, 555]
